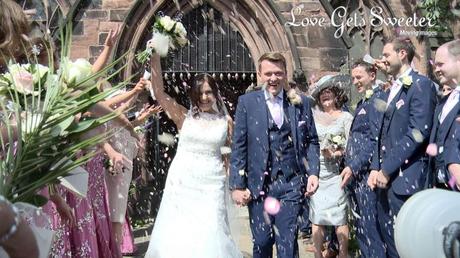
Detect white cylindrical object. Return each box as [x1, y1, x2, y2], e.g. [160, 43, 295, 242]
[395, 189, 460, 258]
[143, 70, 156, 100]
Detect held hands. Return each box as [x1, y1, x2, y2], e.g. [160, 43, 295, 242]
[305, 175, 319, 197]
[340, 166, 353, 189]
[231, 189, 252, 207]
[367, 169, 389, 190]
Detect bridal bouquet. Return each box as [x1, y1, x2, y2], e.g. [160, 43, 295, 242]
[0, 24, 129, 205]
[136, 15, 188, 63]
[321, 133, 347, 151]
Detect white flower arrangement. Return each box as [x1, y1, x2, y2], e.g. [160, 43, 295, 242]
[0, 22, 130, 205]
[136, 14, 189, 63]
[322, 133, 346, 151]
[287, 88, 302, 105]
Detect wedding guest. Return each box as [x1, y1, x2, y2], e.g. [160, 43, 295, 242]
[441, 84, 453, 97]
[369, 37, 437, 258]
[309, 74, 353, 258]
[341, 60, 386, 257]
[431, 39, 460, 190]
[102, 80, 162, 247]
[59, 29, 134, 258]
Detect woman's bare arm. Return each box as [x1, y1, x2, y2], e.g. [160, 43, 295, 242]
[150, 54, 187, 130]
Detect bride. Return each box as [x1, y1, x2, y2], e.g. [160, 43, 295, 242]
[144, 53, 242, 258]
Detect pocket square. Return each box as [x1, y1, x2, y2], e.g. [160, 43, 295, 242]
[396, 99, 405, 109]
[358, 108, 366, 115]
[298, 121, 306, 126]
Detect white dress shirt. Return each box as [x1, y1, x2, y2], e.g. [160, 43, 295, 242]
[386, 68, 413, 108]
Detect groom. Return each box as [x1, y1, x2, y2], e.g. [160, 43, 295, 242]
[230, 52, 320, 258]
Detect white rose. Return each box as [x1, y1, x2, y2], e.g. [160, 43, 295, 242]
[63, 58, 94, 87]
[174, 22, 187, 36]
[160, 16, 175, 32]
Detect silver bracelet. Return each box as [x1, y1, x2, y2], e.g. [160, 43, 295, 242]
[0, 196, 21, 243]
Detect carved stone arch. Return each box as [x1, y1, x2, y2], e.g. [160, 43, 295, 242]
[115, 0, 296, 80]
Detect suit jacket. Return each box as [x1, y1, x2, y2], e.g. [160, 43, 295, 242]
[345, 87, 386, 182]
[229, 90, 320, 198]
[370, 70, 437, 195]
[429, 93, 460, 182]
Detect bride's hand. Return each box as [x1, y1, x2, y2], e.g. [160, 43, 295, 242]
[321, 148, 333, 159]
[232, 189, 251, 207]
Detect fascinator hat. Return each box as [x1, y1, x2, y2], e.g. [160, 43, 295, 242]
[311, 74, 351, 100]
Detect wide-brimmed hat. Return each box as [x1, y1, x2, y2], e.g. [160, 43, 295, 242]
[311, 74, 351, 100]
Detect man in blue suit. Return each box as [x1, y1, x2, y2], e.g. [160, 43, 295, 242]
[368, 38, 437, 258]
[341, 60, 386, 258]
[432, 40, 460, 190]
[230, 52, 320, 258]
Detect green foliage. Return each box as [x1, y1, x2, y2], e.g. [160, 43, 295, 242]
[0, 21, 132, 204]
[418, 0, 456, 34]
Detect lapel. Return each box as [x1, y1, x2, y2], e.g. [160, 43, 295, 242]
[351, 99, 365, 129]
[384, 86, 405, 131]
[438, 100, 460, 143]
[430, 102, 445, 143]
[255, 91, 269, 151]
[430, 97, 446, 143]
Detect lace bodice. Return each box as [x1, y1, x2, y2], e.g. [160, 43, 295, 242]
[176, 112, 228, 158]
[314, 111, 353, 149]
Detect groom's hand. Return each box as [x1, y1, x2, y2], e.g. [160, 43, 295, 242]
[305, 175, 319, 197]
[232, 189, 251, 207]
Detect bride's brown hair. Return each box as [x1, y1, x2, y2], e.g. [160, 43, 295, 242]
[188, 73, 225, 117]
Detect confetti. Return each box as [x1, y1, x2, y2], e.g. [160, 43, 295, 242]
[264, 197, 281, 215]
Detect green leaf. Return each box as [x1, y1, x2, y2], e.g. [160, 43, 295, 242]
[66, 118, 96, 133]
[50, 115, 74, 136]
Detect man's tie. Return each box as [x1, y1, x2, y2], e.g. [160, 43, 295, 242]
[271, 96, 283, 128]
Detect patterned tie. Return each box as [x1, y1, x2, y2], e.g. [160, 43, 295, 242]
[271, 96, 283, 128]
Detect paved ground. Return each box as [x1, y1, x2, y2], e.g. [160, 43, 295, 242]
[126, 207, 314, 258]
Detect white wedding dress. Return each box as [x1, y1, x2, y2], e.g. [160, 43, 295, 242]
[145, 112, 242, 258]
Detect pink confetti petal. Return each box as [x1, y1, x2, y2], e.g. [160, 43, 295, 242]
[264, 197, 281, 215]
[426, 143, 438, 157]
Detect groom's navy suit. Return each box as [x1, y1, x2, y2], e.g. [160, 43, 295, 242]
[230, 89, 320, 258]
[370, 70, 437, 258]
